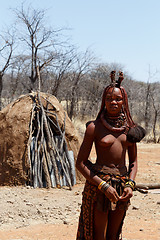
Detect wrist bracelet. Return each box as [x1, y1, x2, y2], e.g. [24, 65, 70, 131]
[101, 183, 110, 193]
[124, 179, 136, 190]
[98, 181, 106, 190]
[98, 181, 110, 193]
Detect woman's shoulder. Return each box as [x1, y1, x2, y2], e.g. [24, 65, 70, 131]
[85, 119, 101, 134]
[85, 120, 95, 131]
[86, 119, 101, 128]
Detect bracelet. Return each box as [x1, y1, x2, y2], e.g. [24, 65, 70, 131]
[124, 179, 136, 190]
[101, 183, 110, 193]
[98, 181, 106, 190]
[98, 181, 110, 193]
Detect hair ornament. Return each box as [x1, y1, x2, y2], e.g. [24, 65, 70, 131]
[96, 70, 146, 142]
[110, 70, 116, 86]
[110, 70, 124, 88]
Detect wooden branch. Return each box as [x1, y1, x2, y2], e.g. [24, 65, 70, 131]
[37, 65, 41, 92]
[27, 103, 36, 185]
[27, 91, 76, 190]
[42, 149, 52, 188]
[136, 183, 160, 190]
[60, 113, 66, 151]
[36, 110, 43, 188]
[45, 111, 59, 131]
[135, 188, 148, 194]
[33, 109, 41, 188]
[49, 132, 72, 189]
[37, 92, 60, 187]
[43, 138, 56, 187]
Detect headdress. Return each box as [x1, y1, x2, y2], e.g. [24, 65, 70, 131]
[96, 71, 146, 142]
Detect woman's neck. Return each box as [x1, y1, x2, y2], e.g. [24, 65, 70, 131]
[100, 110, 127, 132]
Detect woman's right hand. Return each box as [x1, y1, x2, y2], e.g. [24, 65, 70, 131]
[104, 185, 120, 202]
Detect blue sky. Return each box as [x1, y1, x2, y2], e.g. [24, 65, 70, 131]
[1, 0, 160, 82]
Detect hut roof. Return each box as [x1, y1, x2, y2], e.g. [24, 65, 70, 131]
[0, 92, 84, 186]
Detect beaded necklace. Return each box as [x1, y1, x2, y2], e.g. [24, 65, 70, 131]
[100, 110, 127, 132]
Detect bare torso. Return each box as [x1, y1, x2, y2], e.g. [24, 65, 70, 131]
[94, 119, 132, 168]
[76, 118, 137, 184]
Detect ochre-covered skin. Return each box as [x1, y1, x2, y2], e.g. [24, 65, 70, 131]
[76, 85, 137, 240]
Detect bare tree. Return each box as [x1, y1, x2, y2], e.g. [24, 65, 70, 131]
[67, 49, 95, 120]
[50, 49, 75, 97]
[79, 63, 111, 119]
[150, 83, 160, 142]
[0, 31, 14, 110]
[9, 54, 31, 98]
[144, 67, 158, 134]
[14, 3, 66, 91]
[144, 82, 151, 131]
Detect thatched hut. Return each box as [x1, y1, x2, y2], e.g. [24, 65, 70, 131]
[0, 92, 83, 187]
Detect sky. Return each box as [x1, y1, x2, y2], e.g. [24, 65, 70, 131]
[1, 0, 160, 83]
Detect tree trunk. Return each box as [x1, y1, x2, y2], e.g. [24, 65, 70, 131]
[0, 73, 3, 111]
[69, 91, 75, 120]
[153, 109, 157, 143]
[144, 84, 150, 131]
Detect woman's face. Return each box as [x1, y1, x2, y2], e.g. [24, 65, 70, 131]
[105, 87, 123, 116]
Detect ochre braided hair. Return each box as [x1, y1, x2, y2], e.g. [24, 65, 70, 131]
[96, 71, 135, 129]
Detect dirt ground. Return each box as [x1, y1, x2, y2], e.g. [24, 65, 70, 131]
[0, 143, 160, 240]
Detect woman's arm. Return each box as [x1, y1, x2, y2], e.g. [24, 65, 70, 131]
[120, 143, 137, 201]
[128, 143, 138, 180]
[76, 121, 102, 186]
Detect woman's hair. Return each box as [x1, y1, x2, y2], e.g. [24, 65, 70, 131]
[96, 71, 146, 142]
[96, 71, 135, 128]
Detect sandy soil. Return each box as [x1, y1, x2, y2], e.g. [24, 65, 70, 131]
[0, 143, 160, 240]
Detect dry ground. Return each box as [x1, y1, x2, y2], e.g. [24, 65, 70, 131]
[0, 143, 159, 240]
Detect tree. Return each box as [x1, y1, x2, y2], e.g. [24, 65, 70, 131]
[50, 49, 75, 97]
[144, 82, 151, 131]
[79, 63, 111, 119]
[9, 54, 31, 98]
[150, 83, 160, 143]
[66, 49, 95, 120]
[144, 67, 159, 137]
[14, 3, 66, 91]
[0, 31, 14, 110]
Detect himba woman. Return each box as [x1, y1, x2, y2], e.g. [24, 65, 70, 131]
[76, 71, 146, 240]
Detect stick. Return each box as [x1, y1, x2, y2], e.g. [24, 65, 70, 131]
[27, 103, 36, 184]
[136, 183, 160, 190]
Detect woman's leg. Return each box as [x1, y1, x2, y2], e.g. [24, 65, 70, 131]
[94, 206, 109, 240]
[106, 208, 126, 240]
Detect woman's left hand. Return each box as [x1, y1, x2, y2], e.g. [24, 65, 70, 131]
[119, 187, 133, 201]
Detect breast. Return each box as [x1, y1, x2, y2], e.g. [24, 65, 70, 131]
[98, 134, 116, 147]
[98, 133, 127, 147]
